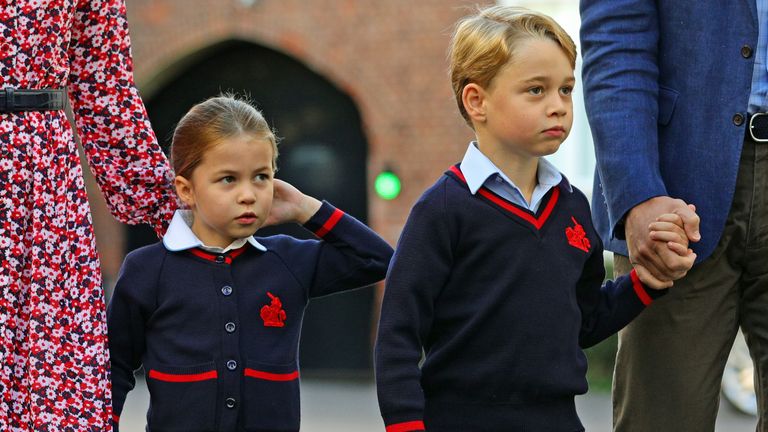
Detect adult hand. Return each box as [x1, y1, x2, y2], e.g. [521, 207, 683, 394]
[625, 196, 700, 282]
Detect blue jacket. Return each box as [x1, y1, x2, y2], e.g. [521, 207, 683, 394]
[580, 0, 759, 260]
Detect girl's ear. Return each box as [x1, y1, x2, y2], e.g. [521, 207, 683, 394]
[175, 176, 195, 208]
[462, 83, 487, 124]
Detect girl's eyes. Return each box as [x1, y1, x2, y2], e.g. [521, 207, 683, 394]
[560, 86, 574, 96]
[528, 87, 543, 95]
[219, 174, 272, 184]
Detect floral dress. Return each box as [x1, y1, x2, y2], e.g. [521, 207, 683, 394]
[0, 0, 177, 430]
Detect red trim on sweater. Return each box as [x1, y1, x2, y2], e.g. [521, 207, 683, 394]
[244, 368, 300, 381]
[227, 246, 247, 262]
[188, 246, 247, 264]
[449, 164, 466, 182]
[148, 369, 218, 382]
[449, 165, 560, 230]
[386, 420, 426, 432]
[314, 208, 344, 238]
[112, 414, 119, 424]
[630, 269, 653, 306]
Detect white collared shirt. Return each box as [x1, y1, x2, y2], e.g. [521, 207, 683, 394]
[163, 210, 267, 253]
[459, 142, 565, 213]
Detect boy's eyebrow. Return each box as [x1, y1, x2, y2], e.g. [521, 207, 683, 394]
[521, 75, 576, 84]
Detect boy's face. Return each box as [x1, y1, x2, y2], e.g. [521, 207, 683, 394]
[175, 135, 275, 248]
[477, 37, 575, 159]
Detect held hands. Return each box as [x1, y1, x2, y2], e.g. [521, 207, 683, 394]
[626, 197, 700, 290]
[263, 179, 322, 227]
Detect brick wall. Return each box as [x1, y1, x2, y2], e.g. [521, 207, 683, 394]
[91, 0, 491, 279]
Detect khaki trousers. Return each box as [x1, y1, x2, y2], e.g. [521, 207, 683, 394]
[612, 138, 768, 432]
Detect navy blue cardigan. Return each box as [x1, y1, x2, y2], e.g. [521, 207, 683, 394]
[108, 202, 393, 432]
[375, 166, 665, 432]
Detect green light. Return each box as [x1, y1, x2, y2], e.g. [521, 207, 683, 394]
[375, 171, 401, 200]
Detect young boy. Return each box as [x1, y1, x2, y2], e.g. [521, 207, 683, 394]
[374, 6, 698, 432]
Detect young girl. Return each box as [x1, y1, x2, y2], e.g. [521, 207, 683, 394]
[107, 95, 393, 432]
[374, 6, 698, 432]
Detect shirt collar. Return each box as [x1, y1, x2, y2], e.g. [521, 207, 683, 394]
[459, 141, 570, 194]
[163, 210, 267, 252]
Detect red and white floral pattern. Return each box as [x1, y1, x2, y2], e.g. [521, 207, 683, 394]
[0, 1, 177, 430]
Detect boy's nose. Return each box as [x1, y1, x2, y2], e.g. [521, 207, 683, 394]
[549, 98, 568, 117]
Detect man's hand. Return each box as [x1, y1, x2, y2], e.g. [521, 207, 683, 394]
[625, 196, 700, 285]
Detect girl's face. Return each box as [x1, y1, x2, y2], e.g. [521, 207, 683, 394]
[175, 134, 275, 248]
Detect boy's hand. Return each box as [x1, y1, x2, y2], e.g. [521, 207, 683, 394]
[634, 264, 674, 290]
[263, 179, 322, 227]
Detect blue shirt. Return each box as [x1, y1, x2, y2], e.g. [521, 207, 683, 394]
[749, 0, 768, 113]
[460, 142, 566, 213]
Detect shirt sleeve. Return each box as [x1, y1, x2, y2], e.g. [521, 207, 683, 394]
[301, 201, 394, 298]
[374, 183, 453, 431]
[107, 249, 158, 430]
[580, 0, 666, 238]
[67, 0, 177, 237]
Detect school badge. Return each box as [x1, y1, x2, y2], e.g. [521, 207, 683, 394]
[260, 292, 287, 327]
[565, 216, 591, 252]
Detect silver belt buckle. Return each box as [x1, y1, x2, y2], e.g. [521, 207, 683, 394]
[749, 112, 768, 142]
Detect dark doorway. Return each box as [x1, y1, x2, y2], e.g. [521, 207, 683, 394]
[130, 40, 373, 374]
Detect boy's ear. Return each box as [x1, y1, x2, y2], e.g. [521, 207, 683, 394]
[462, 83, 487, 123]
[174, 176, 195, 208]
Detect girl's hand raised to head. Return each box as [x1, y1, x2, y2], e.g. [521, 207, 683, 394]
[263, 179, 322, 227]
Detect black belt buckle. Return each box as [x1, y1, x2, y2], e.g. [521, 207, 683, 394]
[1, 88, 66, 112]
[749, 112, 768, 143]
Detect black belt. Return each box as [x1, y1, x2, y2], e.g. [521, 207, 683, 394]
[0, 88, 66, 112]
[748, 112, 768, 143]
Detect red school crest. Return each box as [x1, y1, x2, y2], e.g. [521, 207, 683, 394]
[260, 292, 287, 327]
[565, 216, 591, 252]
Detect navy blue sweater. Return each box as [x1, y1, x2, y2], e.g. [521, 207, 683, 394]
[375, 166, 664, 432]
[108, 202, 393, 432]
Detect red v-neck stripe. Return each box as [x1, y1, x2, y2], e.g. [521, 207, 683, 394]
[478, 186, 560, 229]
[448, 165, 560, 230]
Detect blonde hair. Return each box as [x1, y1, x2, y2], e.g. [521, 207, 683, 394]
[449, 6, 577, 124]
[171, 94, 279, 179]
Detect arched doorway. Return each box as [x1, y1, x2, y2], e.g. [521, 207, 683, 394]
[130, 40, 373, 374]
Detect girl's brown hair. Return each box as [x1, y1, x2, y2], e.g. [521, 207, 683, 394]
[449, 6, 577, 125]
[171, 94, 278, 179]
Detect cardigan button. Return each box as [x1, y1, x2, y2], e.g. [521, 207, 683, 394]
[221, 285, 233, 296]
[733, 113, 745, 126]
[741, 45, 753, 58]
[226, 360, 238, 371]
[225, 397, 237, 409]
[215, 255, 225, 263]
[225, 322, 236, 333]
